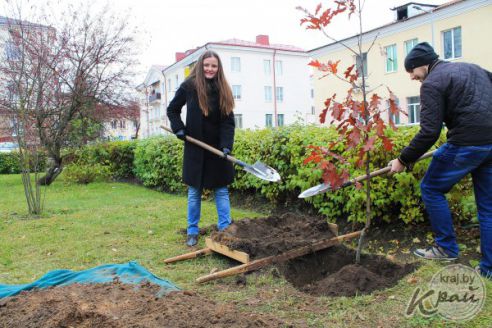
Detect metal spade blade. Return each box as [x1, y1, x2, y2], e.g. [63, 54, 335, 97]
[298, 183, 331, 198]
[161, 125, 281, 183]
[298, 150, 436, 198]
[242, 161, 281, 183]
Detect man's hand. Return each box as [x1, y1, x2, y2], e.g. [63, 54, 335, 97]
[222, 148, 231, 159]
[175, 129, 186, 141]
[389, 158, 406, 174]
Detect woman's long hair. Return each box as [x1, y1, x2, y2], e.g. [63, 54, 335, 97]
[187, 50, 234, 116]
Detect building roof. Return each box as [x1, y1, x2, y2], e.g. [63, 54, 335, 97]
[163, 36, 307, 73]
[309, 0, 467, 53]
[0, 15, 48, 29]
[214, 38, 305, 52]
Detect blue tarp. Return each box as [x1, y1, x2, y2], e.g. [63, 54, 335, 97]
[0, 261, 180, 298]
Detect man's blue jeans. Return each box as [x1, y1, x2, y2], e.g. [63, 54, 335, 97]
[187, 186, 231, 235]
[420, 143, 492, 275]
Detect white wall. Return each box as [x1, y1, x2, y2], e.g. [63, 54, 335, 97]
[138, 43, 312, 138]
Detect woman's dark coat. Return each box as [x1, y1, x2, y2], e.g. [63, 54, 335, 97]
[167, 79, 235, 189]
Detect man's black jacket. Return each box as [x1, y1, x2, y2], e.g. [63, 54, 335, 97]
[400, 60, 492, 165]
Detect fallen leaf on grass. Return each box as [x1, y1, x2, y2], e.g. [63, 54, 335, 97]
[412, 237, 421, 243]
[407, 277, 418, 284]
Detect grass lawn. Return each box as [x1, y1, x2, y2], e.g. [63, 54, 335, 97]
[1, 174, 491, 327]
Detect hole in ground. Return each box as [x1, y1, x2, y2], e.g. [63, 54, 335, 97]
[277, 245, 418, 297]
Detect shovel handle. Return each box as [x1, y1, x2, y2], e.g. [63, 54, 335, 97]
[342, 150, 436, 188]
[160, 126, 241, 166]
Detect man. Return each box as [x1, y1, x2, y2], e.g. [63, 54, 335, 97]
[390, 42, 492, 279]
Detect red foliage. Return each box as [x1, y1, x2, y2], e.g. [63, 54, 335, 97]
[300, 1, 398, 191]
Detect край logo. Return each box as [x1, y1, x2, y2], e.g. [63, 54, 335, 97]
[405, 264, 486, 321]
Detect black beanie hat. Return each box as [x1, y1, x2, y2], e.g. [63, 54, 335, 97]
[404, 42, 439, 72]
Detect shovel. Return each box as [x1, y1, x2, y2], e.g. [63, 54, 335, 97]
[298, 150, 436, 198]
[160, 126, 281, 183]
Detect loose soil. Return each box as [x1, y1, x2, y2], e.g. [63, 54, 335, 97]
[211, 213, 336, 259]
[0, 281, 287, 328]
[212, 213, 417, 297]
[278, 245, 417, 297]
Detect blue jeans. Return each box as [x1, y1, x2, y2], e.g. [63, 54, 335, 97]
[187, 186, 231, 235]
[420, 143, 492, 275]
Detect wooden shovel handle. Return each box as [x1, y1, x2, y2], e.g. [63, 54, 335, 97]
[343, 150, 436, 188]
[160, 125, 240, 166]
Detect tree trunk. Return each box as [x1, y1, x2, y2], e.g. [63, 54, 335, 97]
[38, 154, 62, 186]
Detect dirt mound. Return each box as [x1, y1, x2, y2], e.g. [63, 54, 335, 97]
[211, 213, 335, 259]
[212, 214, 416, 297]
[0, 282, 287, 328]
[279, 245, 417, 297]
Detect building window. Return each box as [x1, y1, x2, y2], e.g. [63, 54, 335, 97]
[387, 99, 400, 125]
[355, 52, 368, 77]
[385, 44, 397, 73]
[167, 79, 172, 91]
[404, 38, 418, 55]
[263, 59, 271, 75]
[234, 114, 243, 129]
[264, 86, 272, 102]
[443, 27, 462, 60]
[265, 114, 273, 128]
[5, 41, 20, 61]
[407, 96, 421, 124]
[111, 120, 117, 129]
[231, 57, 241, 72]
[175, 75, 179, 90]
[232, 85, 242, 100]
[120, 120, 126, 129]
[311, 106, 315, 115]
[310, 89, 314, 98]
[275, 60, 283, 75]
[277, 114, 284, 127]
[276, 87, 283, 102]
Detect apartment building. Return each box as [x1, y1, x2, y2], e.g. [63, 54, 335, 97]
[309, 0, 492, 126]
[138, 35, 313, 138]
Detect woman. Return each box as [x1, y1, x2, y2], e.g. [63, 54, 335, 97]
[167, 50, 235, 247]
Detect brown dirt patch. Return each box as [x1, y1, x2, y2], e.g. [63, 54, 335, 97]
[212, 214, 417, 297]
[211, 213, 335, 259]
[0, 281, 287, 328]
[279, 245, 417, 297]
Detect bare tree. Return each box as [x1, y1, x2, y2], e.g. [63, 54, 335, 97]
[0, 0, 140, 190]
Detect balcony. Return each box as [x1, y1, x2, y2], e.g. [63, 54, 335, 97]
[148, 92, 161, 103]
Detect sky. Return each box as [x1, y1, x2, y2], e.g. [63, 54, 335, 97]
[116, 0, 446, 80]
[2, 0, 447, 81]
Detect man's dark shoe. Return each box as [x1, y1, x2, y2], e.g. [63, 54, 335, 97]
[186, 234, 198, 247]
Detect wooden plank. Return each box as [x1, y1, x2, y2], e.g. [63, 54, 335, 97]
[327, 222, 338, 236]
[205, 238, 250, 264]
[196, 230, 362, 284]
[164, 248, 212, 264]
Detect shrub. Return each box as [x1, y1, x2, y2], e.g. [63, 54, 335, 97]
[0, 151, 47, 174]
[64, 125, 476, 225]
[133, 136, 184, 192]
[0, 152, 21, 174]
[63, 162, 111, 184]
[64, 141, 136, 180]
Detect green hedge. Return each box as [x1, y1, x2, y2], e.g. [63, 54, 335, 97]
[0, 151, 47, 174]
[62, 126, 476, 225]
[64, 140, 136, 181]
[0, 152, 21, 174]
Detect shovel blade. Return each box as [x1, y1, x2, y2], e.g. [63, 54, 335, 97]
[243, 161, 281, 182]
[298, 183, 331, 198]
